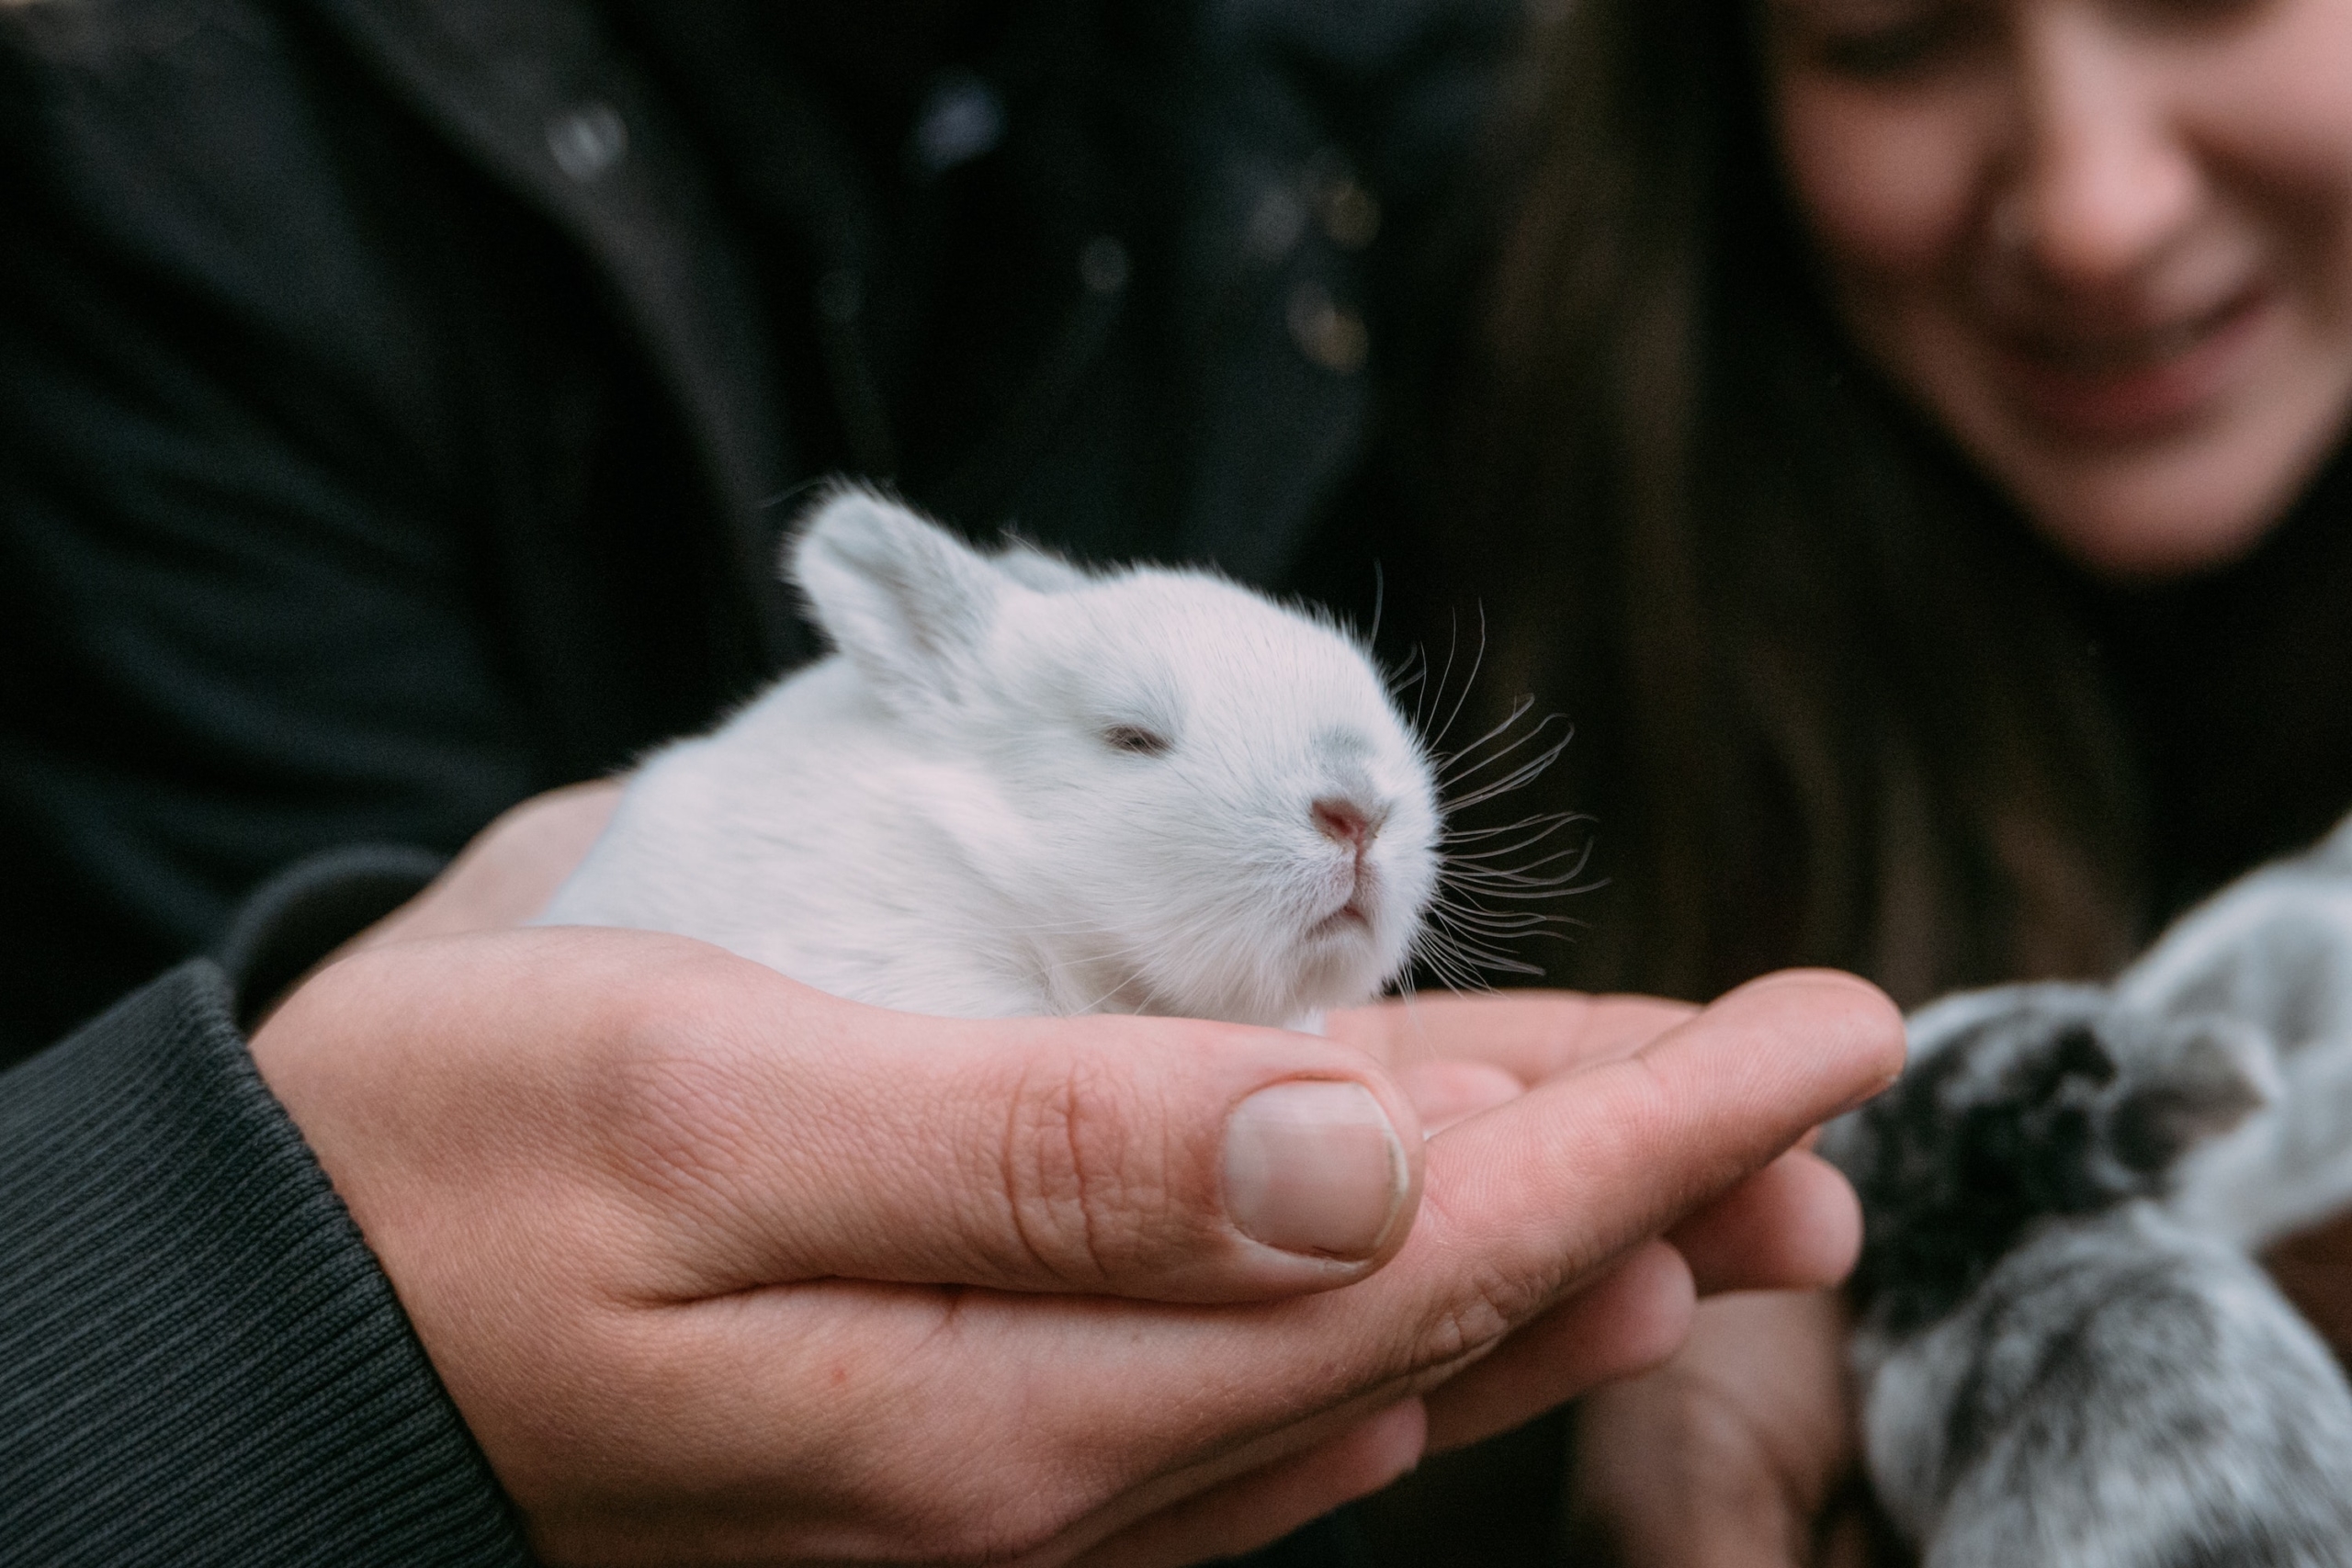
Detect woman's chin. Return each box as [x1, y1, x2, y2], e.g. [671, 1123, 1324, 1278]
[1925, 343, 2352, 583]
[1865, 291, 2352, 583]
[1992, 421, 2341, 584]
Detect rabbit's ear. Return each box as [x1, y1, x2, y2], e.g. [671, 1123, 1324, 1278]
[993, 535, 1092, 593]
[787, 487, 1001, 706]
[2317, 807, 2352, 871]
[2108, 1012, 2279, 1174]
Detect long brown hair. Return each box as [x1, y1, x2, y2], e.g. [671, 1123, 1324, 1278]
[1436, 0, 2144, 1006]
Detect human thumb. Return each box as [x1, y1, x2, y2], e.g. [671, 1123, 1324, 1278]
[564, 943, 1430, 1304]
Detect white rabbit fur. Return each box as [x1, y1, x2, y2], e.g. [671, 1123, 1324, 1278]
[538, 486, 1442, 1030]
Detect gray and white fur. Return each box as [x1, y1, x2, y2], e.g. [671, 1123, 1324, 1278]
[2127, 812, 2352, 1249]
[537, 486, 1442, 1030]
[1826, 978, 2352, 1566]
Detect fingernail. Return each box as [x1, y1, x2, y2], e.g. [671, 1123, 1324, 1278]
[1222, 1080, 1408, 1259]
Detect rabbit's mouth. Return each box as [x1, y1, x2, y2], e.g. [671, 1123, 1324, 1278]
[1308, 895, 1373, 941]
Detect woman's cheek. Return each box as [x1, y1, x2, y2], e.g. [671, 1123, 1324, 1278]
[1773, 76, 1992, 287]
[2180, 10, 2352, 293]
[2191, 0, 2352, 192]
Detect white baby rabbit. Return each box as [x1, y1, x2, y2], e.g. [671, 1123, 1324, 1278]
[539, 486, 1442, 1030]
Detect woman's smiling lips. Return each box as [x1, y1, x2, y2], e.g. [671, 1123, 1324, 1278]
[1985, 283, 2274, 445]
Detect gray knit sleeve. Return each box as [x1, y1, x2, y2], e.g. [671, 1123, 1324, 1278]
[0, 955, 531, 1564]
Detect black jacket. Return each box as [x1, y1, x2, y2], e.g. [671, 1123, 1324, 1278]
[0, 0, 1512, 1557]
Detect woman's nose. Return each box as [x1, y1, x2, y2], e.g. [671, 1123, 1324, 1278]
[1999, 8, 2199, 290]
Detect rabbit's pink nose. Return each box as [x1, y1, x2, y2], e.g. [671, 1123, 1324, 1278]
[1312, 798, 1380, 852]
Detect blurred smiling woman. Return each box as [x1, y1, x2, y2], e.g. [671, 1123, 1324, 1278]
[1772, 0, 2352, 573]
[1446, 0, 2352, 1011]
[1426, 0, 2352, 1558]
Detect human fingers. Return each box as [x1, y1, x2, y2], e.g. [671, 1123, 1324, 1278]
[1419, 1239, 1696, 1452]
[1668, 1146, 1864, 1294]
[1395, 1057, 1525, 1133]
[1413, 1147, 1863, 1455]
[1327, 989, 1700, 1083]
[967, 971, 1897, 1509]
[1564, 1290, 1860, 1568]
[1062, 1402, 1428, 1568]
[1387, 973, 1897, 1326]
[351, 779, 622, 950]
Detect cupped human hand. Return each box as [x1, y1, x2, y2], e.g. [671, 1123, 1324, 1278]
[252, 785, 1901, 1566]
[1562, 1289, 1902, 1568]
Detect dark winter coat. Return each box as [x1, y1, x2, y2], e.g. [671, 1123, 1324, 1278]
[0, 0, 1513, 1555]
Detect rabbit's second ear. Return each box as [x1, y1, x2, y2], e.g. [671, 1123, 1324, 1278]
[993, 536, 1091, 593]
[2109, 1013, 2279, 1174]
[788, 488, 1001, 705]
[2318, 806, 2352, 870]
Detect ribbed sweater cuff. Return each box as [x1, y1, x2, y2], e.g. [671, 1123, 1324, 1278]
[215, 842, 449, 1029]
[0, 962, 532, 1565]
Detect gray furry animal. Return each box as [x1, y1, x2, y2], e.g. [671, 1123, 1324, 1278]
[2126, 812, 2352, 1249]
[1826, 980, 2352, 1566]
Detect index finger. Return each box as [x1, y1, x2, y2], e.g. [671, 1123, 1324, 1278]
[1364, 972, 1899, 1332]
[1327, 989, 1701, 1084]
